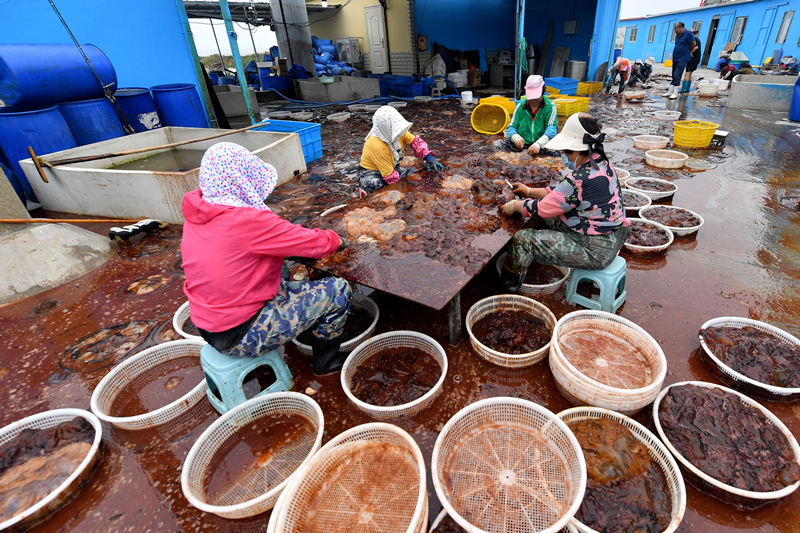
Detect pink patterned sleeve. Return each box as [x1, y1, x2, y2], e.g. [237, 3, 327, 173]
[521, 190, 569, 219]
[383, 169, 402, 184]
[410, 135, 433, 160]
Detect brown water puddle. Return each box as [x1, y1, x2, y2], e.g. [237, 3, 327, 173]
[0, 92, 799, 531]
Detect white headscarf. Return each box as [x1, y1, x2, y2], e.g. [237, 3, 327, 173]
[366, 106, 413, 165]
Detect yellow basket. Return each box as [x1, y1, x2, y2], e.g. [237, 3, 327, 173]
[471, 103, 510, 135]
[479, 96, 517, 114]
[664, 59, 673, 67]
[577, 82, 603, 95]
[545, 86, 560, 95]
[553, 96, 589, 117]
[672, 120, 719, 148]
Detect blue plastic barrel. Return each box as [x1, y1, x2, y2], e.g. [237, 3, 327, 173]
[0, 106, 78, 201]
[58, 98, 125, 146]
[150, 83, 208, 128]
[316, 39, 333, 47]
[319, 51, 334, 64]
[790, 76, 800, 122]
[319, 45, 337, 58]
[0, 44, 117, 108]
[115, 88, 162, 133]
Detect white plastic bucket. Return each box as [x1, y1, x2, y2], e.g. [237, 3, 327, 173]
[714, 79, 730, 91]
[461, 91, 473, 104]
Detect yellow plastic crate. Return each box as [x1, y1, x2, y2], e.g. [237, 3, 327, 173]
[664, 59, 673, 67]
[479, 96, 517, 114]
[545, 86, 560, 94]
[577, 81, 603, 95]
[553, 96, 590, 117]
[672, 120, 719, 148]
[471, 103, 510, 135]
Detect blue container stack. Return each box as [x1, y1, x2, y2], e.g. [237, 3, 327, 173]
[151, 83, 208, 128]
[368, 74, 389, 97]
[114, 88, 162, 133]
[544, 77, 580, 96]
[253, 119, 322, 164]
[59, 98, 126, 146]
[0, 107, 77, 202]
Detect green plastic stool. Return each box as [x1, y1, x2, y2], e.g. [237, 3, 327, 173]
[565, 256, 627, 313]
[200, 344, 294, 414]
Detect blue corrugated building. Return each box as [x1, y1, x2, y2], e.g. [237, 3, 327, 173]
[618, 0, 800, 67]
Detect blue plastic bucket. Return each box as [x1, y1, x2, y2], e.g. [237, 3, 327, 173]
[150, 83, 208, 128]
[58, 98, 126, 146]
[0, 43, 117, 108]
[208, 72, 220, 85]
[0, 106, 78, 201]
[115, 88, 162, 133]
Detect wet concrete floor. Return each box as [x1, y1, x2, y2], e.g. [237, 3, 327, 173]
[1, 80, 800, 531]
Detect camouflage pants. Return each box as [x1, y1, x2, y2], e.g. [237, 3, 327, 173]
[491, 138, 561, 157]
[357, 166, 411, 197]
[224, 275, 352, 358]
[504, 217, 630, 273]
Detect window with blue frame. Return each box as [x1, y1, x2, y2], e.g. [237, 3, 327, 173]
[648, 25, 655, 43]
[777, 11, 793, 44]
[731, 16, 747, 44]
[629, 27, 638, 42]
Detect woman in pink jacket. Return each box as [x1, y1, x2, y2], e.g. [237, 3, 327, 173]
[181, 142, 352, 376]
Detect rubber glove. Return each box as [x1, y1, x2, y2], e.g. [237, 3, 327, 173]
[425, 154, 444, 172]
[501, 200, 520, 217]
[337, 236, 349, 251]
[512, 183, 531, 197]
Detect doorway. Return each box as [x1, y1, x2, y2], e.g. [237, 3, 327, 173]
[702, 17, 720, 66]
[365, 5, 388, 74]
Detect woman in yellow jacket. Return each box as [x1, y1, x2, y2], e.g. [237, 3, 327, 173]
[357, 105, 443, 197]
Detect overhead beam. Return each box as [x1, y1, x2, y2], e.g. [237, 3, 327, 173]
[183, 1, 337, 26]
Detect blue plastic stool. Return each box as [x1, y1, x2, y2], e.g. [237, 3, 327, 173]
[565, 256, 627, 313]
[200, 344, 294, 414]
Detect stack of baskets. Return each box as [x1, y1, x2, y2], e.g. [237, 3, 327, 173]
[577, 81, 603, 95]
[551, 95, 590, 117]
[549, 310, 667, 415]
[672, 120, 719, 149]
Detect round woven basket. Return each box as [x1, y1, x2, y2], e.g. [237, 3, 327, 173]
[623, 218, 674, 255]
[633, 135, 669, 150]
[466, 294, 557, 368]
[672, 120, 719, 149]
[90, 339, 207, 430]
[549, 311, 667, 415]
[181, 392, 324, 519]
[172, 301, 205, 342]
[0, 409, 103, 531]
[268, 422, 428, 533]
[652, 381, 800, 506]
[558, 407, 687, 533]
[495, 253, 571, 296]
[432, 397, 587, 533]
[389, 101, 408, 109]
[645, 149, 688, 169]
[328, 112, 350, 122]
[292, 295, 380, 356]
[625, 177, 678, 201]
[291, 111, 314, 121]
[624, 91, 646, 100]
[615, 168, 631, 187]
[471, 103, 510, 135]
[639, 205, 704, 237]
[698, 317, 800, 401]
[341, 330, 447, 420]
[622, 189, 652, 215]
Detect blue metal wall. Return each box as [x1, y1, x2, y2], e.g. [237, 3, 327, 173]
[0, 0, 208, 114]
[619, 0, 800, 66]
[415, 0, 621, 81]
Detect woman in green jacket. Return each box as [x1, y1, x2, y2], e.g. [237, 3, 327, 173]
[492, 75, 559, 156]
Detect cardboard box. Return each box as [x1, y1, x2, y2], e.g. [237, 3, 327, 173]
[458, 59, 469, 70]
[467, 70, 481, 86]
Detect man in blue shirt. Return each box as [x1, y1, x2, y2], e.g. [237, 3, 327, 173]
[664, 22, 699, 99]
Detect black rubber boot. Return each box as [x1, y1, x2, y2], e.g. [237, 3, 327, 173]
[499, 266, 525, 294]
[311, 334, 346, 377]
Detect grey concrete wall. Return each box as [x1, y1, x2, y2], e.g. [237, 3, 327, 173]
[0, 169, 30, 233]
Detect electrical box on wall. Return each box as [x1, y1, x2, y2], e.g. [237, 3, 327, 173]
[564, 20, 579, 35]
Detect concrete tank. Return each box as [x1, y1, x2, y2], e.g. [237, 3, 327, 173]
[19, 127, 307, 223]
